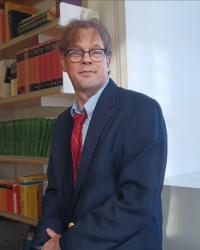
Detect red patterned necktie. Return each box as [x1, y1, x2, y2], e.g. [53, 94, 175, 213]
[71, 112, 87, 184]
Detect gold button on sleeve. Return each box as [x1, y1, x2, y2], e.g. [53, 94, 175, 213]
[68, 222, 75, 228]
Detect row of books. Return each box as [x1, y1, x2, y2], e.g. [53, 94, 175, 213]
[16, 39, 63, 95]
[0, 59, 17, 98]
[0, 38, 62, 98]
[0, 117, 55, 157]
[0, 174, 48, 220]
[0, 1, 37, 42]
[17, 8, 56, 36]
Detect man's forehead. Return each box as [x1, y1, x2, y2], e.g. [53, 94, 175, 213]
[72, 28, 103, 46]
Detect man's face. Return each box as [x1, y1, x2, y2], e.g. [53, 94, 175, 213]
[62, 28, 111, 95]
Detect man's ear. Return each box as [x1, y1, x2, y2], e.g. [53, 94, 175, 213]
[106, 56, 111, 68]
[106, 56, 111, 74]
[60, 56, 67, 72]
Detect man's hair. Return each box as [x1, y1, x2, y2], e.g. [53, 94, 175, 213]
[59, 18, 112, 56]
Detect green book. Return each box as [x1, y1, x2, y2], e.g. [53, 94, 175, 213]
[0, 122, 3, 154]
[41, 118, 54, 157]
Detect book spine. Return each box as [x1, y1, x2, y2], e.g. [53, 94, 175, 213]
[51, 40, 63, 86]
[30, 45, 40, 92]
[10, 62, 17, 96]
[0, 183, 6, 211]
[5, 183, 14, 213]
[13, 183, 21, 215]
[16, 50, 25, 94]
[0, 9, 6, 44]
[20, 184, 28, 217]
[4, 1, 38, 41]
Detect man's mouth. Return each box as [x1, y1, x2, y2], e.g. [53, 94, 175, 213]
[79, 70, 96, 76]
[79, 70, 95, 73]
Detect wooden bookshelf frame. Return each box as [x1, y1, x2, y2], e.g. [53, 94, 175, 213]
[0, 211, 37, 226]
[0, 0, 41, 5]
[0, 86, 65, 109]
[0, 155, 48, 165]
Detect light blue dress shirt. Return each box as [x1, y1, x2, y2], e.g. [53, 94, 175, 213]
[71, 80, 109, 147]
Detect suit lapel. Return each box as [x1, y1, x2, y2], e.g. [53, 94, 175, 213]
[70, 80, 118, 213]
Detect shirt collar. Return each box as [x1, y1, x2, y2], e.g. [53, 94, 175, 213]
[71, 79, 109, 119]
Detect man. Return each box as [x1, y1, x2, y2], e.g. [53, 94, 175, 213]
[31, 18, 167, 250]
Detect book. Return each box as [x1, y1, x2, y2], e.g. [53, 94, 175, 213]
[0, 122, 4, 155]
[12, 183, 21, 215]
[16, 50, 26, 95]
[50, 39, 63, 87]
[0, 178, 7, 211]
[10, 62, 17, 96]
[0, 59, 15, 98]
[17, 174, 47, 184]
[4, 1, 38, 40]
[0, 178, 20, 215]
[17, 7, 56, 35]
[20, 181, 44, 219]
[0, 8, 6, 44]
[0, 118, 55, 157]
[16, 48, 29, 95]
[16, 38, 63, 94]
[18, 174, 47, 219]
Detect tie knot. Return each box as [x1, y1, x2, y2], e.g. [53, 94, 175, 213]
[73, 112, 87, 127]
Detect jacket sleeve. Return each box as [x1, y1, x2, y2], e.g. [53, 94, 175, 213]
[59, 100, 167, 249]
[31, 143, 64, 247]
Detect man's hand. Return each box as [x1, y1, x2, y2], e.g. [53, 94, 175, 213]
[41, 228, 61, 250]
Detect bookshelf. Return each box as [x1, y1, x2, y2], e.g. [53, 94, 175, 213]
[0, 86, 74, 109]
[0, 211, 37, 226]
[0, 19, 62, 59]
[0, 0, 41, 5]
[0, 156, 48, 165]
[0, 0, 100, 227]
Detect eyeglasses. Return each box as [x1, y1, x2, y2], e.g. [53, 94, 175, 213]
[63, 48, 106, 63]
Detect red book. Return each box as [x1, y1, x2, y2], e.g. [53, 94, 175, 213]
[42, 42, 52, 89]
[27, 47, 34, 92]
[23, 48, 30, 93]
[0, 178, 20, 214]
[51, 40, 63, 86]
[5, 182, 14, 213]
[13, 183, 21, 215]
[38, 43, 46, 89]
[0, 181, 6, 211]
[0, 9, 6, 44]
[29, 44, 40, 91]
[38, 39, 55, 89]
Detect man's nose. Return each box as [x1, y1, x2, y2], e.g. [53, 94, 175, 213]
[82, 51, 92, 63]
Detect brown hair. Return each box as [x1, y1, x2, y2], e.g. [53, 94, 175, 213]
[59, 18, 112, 56]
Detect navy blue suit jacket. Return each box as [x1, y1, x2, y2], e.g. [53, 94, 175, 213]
[32, 79, 167, 250]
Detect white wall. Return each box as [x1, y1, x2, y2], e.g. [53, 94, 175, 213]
[87, 0, 127, 86]
[125, 1, 200, 177]
[162, 185, 200, 250]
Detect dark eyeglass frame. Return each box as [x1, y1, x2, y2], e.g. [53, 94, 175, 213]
[63, 48, 107, 62]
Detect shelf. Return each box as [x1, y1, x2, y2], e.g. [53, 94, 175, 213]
[0, 156, 48, 165]
[0, 211, 37, 226]
[0, 19, 63, 59]
[0, 86, 74, 109]
[0, 0, 41, 5]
